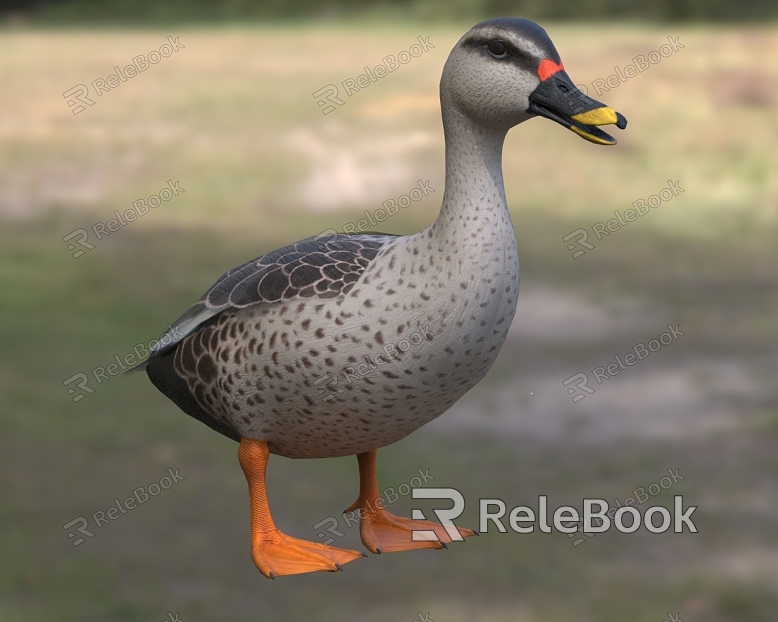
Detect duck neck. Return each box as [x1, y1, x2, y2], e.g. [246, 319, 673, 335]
[431, 105, 510, 242]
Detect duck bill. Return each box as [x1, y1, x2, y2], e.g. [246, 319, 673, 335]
[527, 69, 627, 145]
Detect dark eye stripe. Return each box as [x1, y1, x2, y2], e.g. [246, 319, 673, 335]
[461, 35, 538, 73]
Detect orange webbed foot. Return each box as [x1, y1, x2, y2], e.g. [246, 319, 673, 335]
[357, 508, 477, 554]
[251, 531, 365, 578]
[346, 449, 477, 555]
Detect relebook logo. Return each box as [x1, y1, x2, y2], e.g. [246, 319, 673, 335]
[479, 495, 697, 535]
[410, 489, 698, 542]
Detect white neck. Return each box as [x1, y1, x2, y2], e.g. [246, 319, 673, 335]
[430, 104, 511, 243]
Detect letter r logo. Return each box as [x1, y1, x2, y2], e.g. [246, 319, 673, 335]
[411, 487, 465, 542]
[63, 228, 95, 258]
[563, 372, 594, 403]
[562, 228, 595, 258]
[312, 84, 345, 115]
[63, 516, 94, 546]
[63, 372, 94, 402]
[62, 84, 95, 115]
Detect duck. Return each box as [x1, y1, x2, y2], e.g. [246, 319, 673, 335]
[129, 17, 626, 579]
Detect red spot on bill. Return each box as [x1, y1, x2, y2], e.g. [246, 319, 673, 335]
[538, 59, 564, 81]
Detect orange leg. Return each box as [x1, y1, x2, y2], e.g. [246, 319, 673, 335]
[344, 450, 478, 554]
[238, 438, 365, 579]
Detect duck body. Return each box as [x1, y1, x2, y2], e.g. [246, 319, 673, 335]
[135, 17, 626, 577]
[148, 202, 519, 458]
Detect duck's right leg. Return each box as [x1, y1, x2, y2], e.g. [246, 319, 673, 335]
[345, 450, 478, 554]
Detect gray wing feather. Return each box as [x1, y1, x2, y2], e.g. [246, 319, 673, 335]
[126, 233, 396, 374]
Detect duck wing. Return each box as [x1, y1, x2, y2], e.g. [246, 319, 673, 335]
[127, 232, 398, 373]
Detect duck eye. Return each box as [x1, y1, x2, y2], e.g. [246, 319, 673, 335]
[487, 41, 508, 58]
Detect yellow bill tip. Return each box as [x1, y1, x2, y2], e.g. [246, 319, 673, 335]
[570, 125, 617, 146]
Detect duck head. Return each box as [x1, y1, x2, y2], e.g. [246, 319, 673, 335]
[441, 17, 627, 145]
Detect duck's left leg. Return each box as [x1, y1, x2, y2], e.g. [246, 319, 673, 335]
[239, 438, 365, 578]
[344, 450, 478, 554]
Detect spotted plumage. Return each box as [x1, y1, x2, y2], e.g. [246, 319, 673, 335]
[146, 222, 518, 458]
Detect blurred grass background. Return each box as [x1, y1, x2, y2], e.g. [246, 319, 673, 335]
[5, 0, 778, 22]
[1, 2, 778, 621]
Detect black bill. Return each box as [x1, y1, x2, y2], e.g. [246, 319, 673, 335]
[528, 70, 627, 145]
